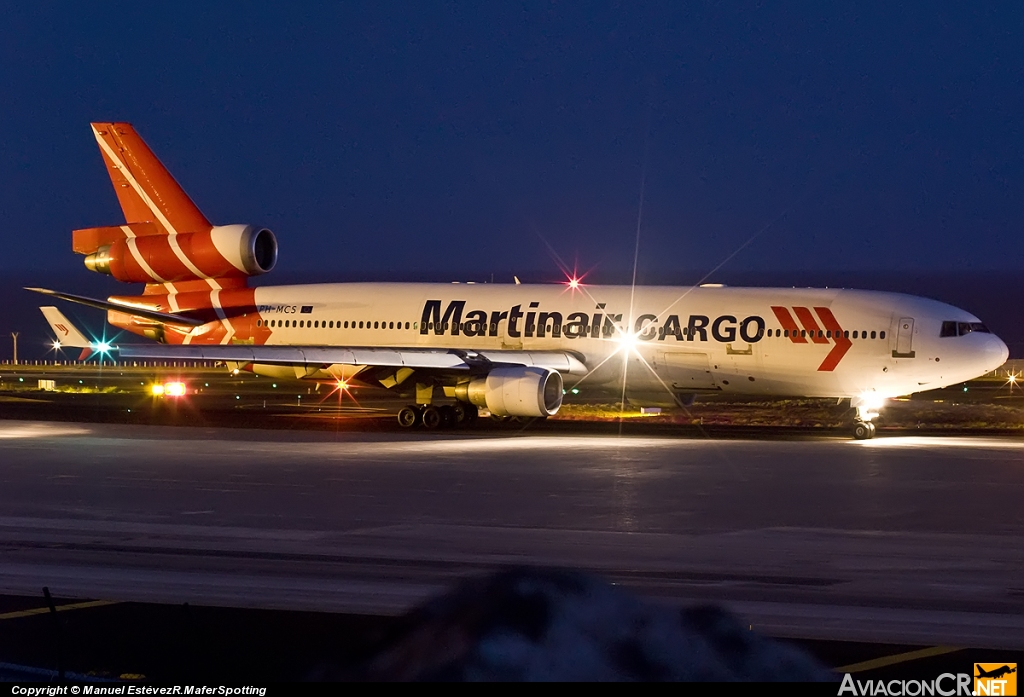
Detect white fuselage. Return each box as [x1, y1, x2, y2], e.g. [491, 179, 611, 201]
[246, 282, 1008, 403]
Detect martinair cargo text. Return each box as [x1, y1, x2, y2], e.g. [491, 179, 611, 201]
[31, 123, 1009, 438]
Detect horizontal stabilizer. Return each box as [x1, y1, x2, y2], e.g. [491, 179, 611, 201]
[25, 287, 204, 326]
[39, 307, 91, 348]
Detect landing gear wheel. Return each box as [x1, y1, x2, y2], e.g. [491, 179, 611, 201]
[439, 405, 456, 428]
[451, 402, 472, 427]
[462, 404, 479, 425]
[421, 406, 442, 430]
[397, 406, 419, 428]
[853, 422, 874, 440]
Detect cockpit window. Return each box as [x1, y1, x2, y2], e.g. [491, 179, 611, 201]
[941, 321, 990, 337]
[959, 322, 990, 335]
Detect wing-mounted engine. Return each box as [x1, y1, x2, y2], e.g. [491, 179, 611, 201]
[77, 223, 277, 283]
[455, 366, 564, 417]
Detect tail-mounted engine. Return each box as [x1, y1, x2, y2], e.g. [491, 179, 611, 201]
[73, 123, 279, 287]
[455, 366, 564, 417]
[75, 223, 277, 283]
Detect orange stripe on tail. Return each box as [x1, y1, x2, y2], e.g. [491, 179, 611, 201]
[90, 123, 211, 234]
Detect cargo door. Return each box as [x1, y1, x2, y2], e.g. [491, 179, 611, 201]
[653, 351, 717, 390]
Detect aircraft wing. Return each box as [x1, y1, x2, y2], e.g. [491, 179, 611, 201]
[116, 344, 588, 374]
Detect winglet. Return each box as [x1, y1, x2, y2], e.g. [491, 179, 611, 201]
[39, 306, 91, 348]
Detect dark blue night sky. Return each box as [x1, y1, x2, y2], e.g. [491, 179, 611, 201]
[2, 3, 1024, 355]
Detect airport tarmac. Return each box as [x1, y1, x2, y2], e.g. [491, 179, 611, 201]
[0, 419, 1021, 651]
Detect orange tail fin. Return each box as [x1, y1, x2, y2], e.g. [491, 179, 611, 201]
[90, 123, 211, 235]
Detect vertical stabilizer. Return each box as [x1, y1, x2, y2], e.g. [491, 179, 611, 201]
[39, 306, 91, 348]
[90, 123, 211, 235]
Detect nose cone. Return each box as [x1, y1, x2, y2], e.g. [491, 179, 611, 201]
[974, 333, 1007, 374]
[987, 334, 1010, 370]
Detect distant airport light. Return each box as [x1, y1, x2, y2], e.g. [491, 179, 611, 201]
[95, 341, 112, 353]
[52, 340, 61, 349]
[152, 382, 186, 397]
[165, 382, 187, 397]
[568, 277, 580, 289]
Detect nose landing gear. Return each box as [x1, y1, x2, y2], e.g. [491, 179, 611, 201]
[850, 395, 884, 440]
[852, 421, 876, 440]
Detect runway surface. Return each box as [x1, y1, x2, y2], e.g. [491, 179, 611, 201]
[0, 420, 1021, 649]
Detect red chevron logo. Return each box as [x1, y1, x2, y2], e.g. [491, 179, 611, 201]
[770, 306, 852, 371]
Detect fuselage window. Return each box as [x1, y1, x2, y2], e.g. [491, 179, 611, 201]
[389, 321, 394, 329]
[359, 321, 364, 329]
[880, 331, 886, 339]
[844, 330, 849, 338]
[405, 322, 410, 330]
[870, 331, 876, 339]
[372, 321, 377, 329]
[825, 330, 831, 338]
[800, 330, 806, 338]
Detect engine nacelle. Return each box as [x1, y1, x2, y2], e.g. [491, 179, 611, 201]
[455, 366, 563, 417]
[83, 224, 277, 283]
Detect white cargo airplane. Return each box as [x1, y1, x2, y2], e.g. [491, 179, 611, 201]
[31, 123, 1009, 439]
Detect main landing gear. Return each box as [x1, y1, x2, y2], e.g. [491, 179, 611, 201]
[397, 403, 479, 430]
